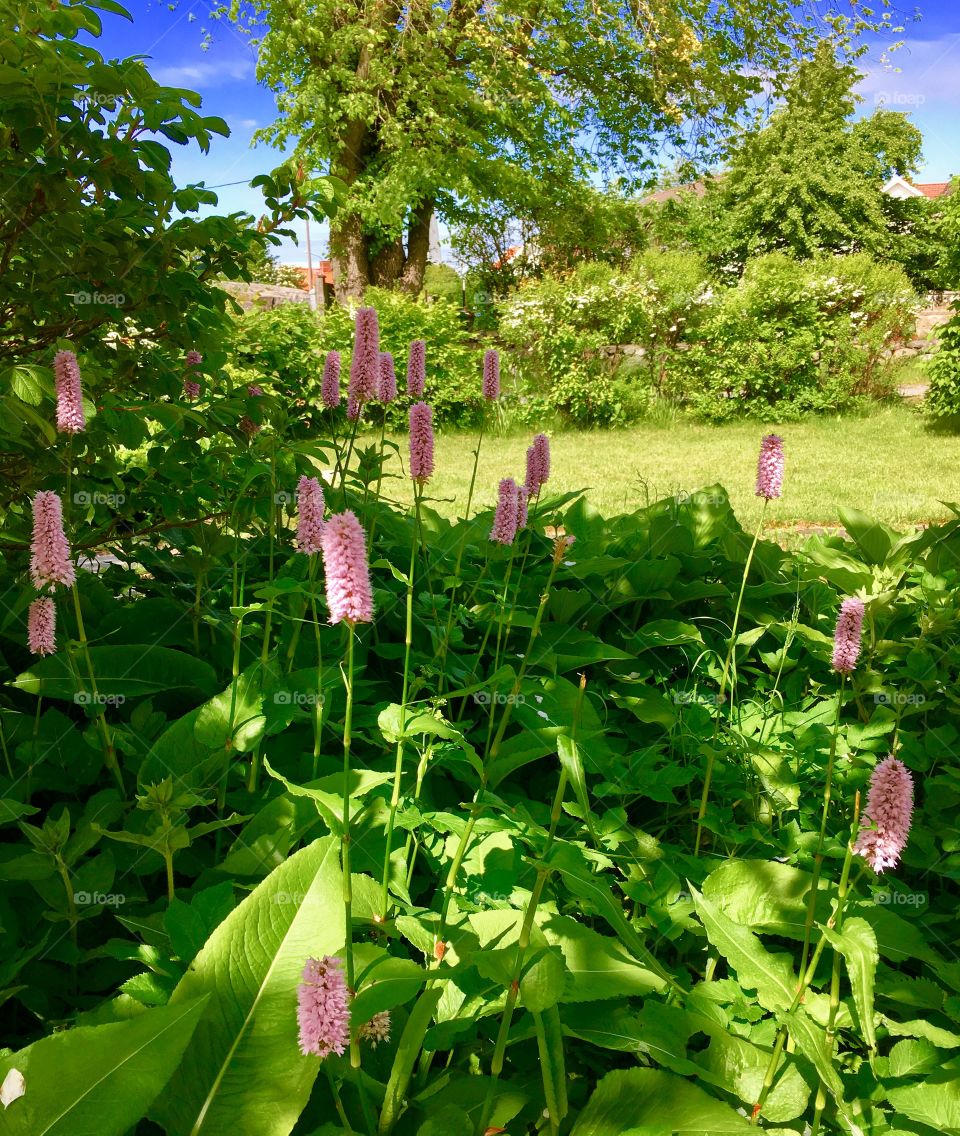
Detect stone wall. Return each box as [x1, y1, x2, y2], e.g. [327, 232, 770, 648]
[218, 281, 311, 311]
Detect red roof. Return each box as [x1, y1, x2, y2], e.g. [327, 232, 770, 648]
[914, 182, 953, 199]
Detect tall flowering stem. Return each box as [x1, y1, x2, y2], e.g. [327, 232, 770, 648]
[380, 480, 423, 919]
[322, 510, 373, 1065]
[72, 583, 124, 795]
[695, 434, 784, 856]
[54, 350, 85, 434]
[799, 597, 867, 981]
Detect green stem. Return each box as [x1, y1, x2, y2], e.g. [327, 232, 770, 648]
[798, 675, 847, 982]
[340, 630, 359, 1065]
[379, 484, 419, 919]
[694, 499, 768, 855]
[71, 584, 123, 795]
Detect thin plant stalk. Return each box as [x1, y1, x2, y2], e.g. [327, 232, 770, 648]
[798, 674, 847, 982]
[71, 583, 123, 795]
[379, 483, 420, 918]
[339, 630, 359, 1066]
[694, 498, 768, 855]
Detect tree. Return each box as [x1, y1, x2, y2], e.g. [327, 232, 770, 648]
[231, 0, 892, 301]
[712, 44, 924, 265]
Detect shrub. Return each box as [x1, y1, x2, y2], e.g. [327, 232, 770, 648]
[925, 307, 960, 421]
[229, 288, 488, 429]
[674, 252, 916, 420]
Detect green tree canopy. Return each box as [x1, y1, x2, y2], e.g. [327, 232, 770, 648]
[711, 44, 925, 264]
[232, 0, 893, 299]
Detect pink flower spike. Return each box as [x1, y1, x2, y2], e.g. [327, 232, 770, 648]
[321, 351, 341, 409]
[183, 379, 201, 401]
[853, 755, 914, 873]
[482, 349, 500, 401]
[755, 434, 784, 500]
[832, 597, 865, 675]
[409, 401, 435, 484]
[185, 350, 202, 367]
[296, 956, 351, 1058]
[407, 340, 426, 398]
[296, 476, 325, 554]
[525, 433, 550, 497]
[30, 491, 76, 591]
[378, 352, 398, 403]
[247, 384, 264, 397]
[239, 415, 261, 438]
[53, 350, 86, 434]
[516, 485, 529, 530]
[346, 391, 361, 421]
[490, 478, 520, 545]
[322, 510, 374, 625]
[348, 306, 380, 404]
[28, 597, 57, 656]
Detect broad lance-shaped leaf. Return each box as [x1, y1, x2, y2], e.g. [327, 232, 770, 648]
[12, 645, 218, 700]
[151, 837, 344, 1136]
[570, 1068, 751, 1134]
[0, 997, 207, 1136]
[822, 917, 878, 1052]
[689, 885, 796, 1011]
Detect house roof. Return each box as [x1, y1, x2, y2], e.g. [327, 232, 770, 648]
[641, 180, 710, 206]
[915, 182, 953, 199]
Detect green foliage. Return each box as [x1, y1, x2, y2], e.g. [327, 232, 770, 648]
[229, 289, 489, 428]
[713, 45, 925, 268]
[498, 251, 913, 424]
[676, 252, 916, 420]
[233, 0, 896, 293]
[423, 264, 463, 306]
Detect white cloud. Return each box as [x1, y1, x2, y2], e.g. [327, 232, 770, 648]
[858, 33, 960, 108]
[153, 58, 255, 87]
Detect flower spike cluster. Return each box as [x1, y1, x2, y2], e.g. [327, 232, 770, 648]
[378, 352, 398, 403]
[184, 350, 202, 400]
[348, 306, 380, 405]
[853, 755, 914, 873]
[409, 401, 435, 484]
[407, 340, 426, 398]
[482, 349, 500, 401]
[54, 350, 86, 434]
[525, 434, 550, 497]
[322, 510, 374, 625]
[30, 491, 76, 591]
[28, 597, 57, 656]
[296, 956, 351, 1058]
[755, 434, 784, 500]
[490, 478, 521, 545]
[321, 350, 341, 409]
[296, 476, 325, 554]
[832, 597, 865, 675]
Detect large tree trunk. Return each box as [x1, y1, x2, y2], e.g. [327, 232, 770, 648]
[329, 212, 370, 303]
[399, 197, 434, 294]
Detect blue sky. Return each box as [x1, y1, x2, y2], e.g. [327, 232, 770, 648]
[84, 0, 960, 264]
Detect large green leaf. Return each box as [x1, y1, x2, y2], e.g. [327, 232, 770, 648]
[151, 837, 344, 1136]
[541, 914, 663, 1002]
[12, 646, 218, 700]
[822, 917, 878, 1052]
[0, 997, 206, 1136]
[889, 1078, 960, 1132]
[570, 1068, 751, 1134]
[690, 886, 796, 1011]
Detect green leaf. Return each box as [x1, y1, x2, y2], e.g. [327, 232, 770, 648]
[541, 914, 663, 1002]
[11, 646, 218, 700]
[151, 837, 344, 1136]
[0, 997, 207, 1136]
[821, 917, 877, 1051]
[378, 985, 443, 1135]
[533, 1006, 568, 1128]
[571, 1068, 752, 1134]
[888, 1077, 960, 1133]
[887, 1038, 941, 1078]
[690, 886, 796, 1011]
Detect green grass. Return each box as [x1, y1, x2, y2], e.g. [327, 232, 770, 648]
[374, 405, 960, 531]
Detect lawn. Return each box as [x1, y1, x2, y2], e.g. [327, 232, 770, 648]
[374, 404, 959, 531]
